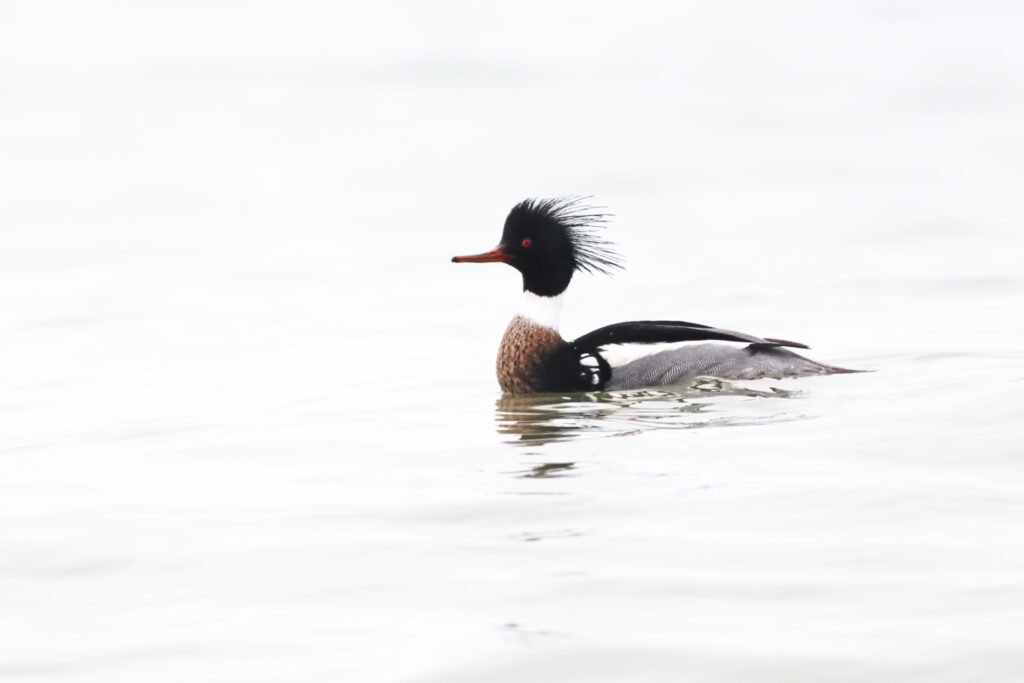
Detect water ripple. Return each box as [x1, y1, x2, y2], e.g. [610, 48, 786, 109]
[494, 379, 805, 446]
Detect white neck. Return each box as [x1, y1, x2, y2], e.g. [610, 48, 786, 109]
[518, 291, 564, 331]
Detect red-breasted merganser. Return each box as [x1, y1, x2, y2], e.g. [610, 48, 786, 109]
[452, 197, 857, 394]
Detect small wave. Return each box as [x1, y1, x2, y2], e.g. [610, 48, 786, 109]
[494, 378, 806, 446]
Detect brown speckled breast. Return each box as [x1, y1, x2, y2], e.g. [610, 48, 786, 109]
[496, 316, 567, 394]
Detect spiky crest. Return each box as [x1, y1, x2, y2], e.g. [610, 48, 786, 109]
[512, 196, 625, 275]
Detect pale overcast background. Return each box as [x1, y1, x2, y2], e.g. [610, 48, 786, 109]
[3, 2, 1023, 682]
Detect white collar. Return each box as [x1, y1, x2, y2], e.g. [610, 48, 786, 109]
[517, 291, 563, 331]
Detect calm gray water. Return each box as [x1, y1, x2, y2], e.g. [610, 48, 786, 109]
[3, 2, 1024, 681]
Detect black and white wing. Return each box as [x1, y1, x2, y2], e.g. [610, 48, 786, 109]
[550, 320, 850, 391]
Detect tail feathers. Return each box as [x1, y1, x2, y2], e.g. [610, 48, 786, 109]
[756, 337, 865, 375]
[817, 363, 866, 375]
[747, 342, 866, 376]
[763, 337, 810, 349]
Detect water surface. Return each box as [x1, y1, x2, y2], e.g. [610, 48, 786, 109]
[3, 2, 1024, 682]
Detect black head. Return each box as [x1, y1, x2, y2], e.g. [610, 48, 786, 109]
[452, 197, 624, 297]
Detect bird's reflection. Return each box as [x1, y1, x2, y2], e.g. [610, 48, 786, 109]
[495, 379, 799, 447]
[520, 462, 575, 478]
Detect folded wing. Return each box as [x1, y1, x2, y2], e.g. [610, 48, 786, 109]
[548, 320, 849, 391]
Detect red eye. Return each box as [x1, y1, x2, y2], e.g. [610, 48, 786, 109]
[521, 238, 532, 248]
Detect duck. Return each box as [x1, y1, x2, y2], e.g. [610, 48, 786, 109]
[452, 197, 857, 394]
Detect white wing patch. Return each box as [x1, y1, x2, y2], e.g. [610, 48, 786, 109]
[597, 340, 751, 369]
[578, 352, 602, 386]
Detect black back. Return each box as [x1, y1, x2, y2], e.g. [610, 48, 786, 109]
[539, 320, 809, 392]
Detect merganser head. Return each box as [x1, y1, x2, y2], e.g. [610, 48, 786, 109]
[451, 197, 624, 297]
